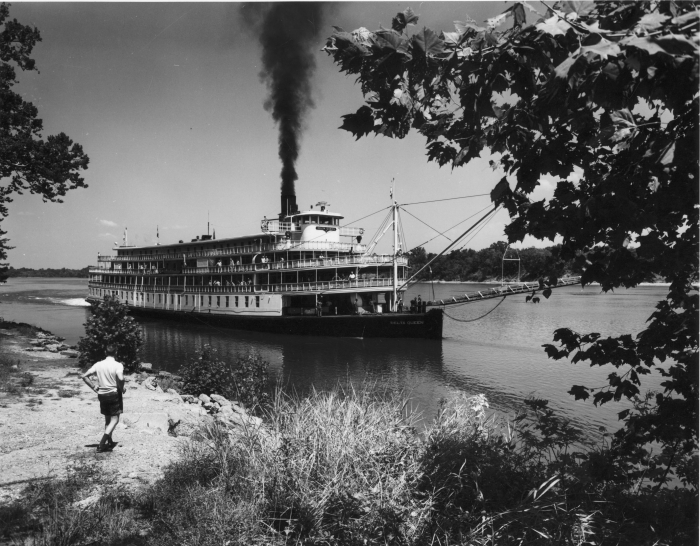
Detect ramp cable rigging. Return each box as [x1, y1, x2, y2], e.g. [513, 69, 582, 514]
[441, 296, 507, 322]
[401, 207, 452, 242]
[456, 206, 500, 251]
[399, 205, 501, 291]
[400, 193, 490, 206]
[408, 203, 495, 251]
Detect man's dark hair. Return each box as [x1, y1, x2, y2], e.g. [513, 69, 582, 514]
[105, 344, 116, 356]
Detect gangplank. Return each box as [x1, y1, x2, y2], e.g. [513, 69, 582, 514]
[426, 276, 583, 307]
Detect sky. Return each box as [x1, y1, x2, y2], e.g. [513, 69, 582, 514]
[5, 1, 556, 269]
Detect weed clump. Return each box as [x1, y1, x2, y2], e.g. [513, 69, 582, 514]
[0, 350, 30, 394]
[0, 460, 144, 545]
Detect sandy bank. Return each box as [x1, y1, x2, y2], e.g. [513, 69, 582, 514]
[0, 327, 209, 504]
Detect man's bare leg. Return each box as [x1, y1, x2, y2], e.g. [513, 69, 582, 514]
[105, 415, 119, 446]
[98, 415, 119, 451]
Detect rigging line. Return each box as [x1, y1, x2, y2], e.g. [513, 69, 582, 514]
[442, 296, 507, 323]
[399, 193, 490, 206]
[400, 207, 453, 242]
[399, 205, 500, 291]
[398, 209, 408, 253]
[363, 209, 393, 256]
[456, 206, 501, 251]
[408, 203, 495, 251]
[342, 206, 391, 227]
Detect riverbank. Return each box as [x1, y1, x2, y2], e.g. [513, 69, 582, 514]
[0, 322, 210, 505]
[1, 321, 696, 545]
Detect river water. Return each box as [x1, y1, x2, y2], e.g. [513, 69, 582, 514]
[0, 278, 670, 439]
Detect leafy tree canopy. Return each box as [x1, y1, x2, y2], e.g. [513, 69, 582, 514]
[325, 1, 698, 488]
[0, 3, 89, 279]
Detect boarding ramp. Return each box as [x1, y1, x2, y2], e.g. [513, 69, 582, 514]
[426, 276, 583, 307]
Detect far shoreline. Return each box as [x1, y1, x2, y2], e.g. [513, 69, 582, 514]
[413, 280, 677, 287]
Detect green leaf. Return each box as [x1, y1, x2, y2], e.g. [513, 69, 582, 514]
[490, 176, 511, 204]
[568, 385, 590, 401]
[637, 13, 670, 32]
[536, 15, 572, 36]
[621, 34, 697, 57]
[659, 142, 675, 165]
[554, 54, 580, 78]
[391, 7, 419, 33]
[339, 106, 375, 140]
[581, 38, 621, 60]
[412, 27, 445, 57]
[512, 3, 527, 27]
[454, 20, 485, 34]
[561, 1, 595, 17]
[442, 30, 463, 47]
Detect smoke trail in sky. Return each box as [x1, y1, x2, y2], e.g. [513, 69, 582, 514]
[242, 3, 325, 202]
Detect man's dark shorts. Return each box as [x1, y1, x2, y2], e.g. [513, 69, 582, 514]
[98, 392, 123, 416]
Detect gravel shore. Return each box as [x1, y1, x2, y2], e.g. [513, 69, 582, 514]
[0, 326, 209, 504]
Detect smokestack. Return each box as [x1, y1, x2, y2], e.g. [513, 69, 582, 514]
[242, 3, 325, 218]
[281, 194, 297, 218]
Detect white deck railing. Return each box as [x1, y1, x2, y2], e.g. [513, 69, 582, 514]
[261, 219, 363, 237]
[98, 240, 368, 262]
[90, 254, 406, 276]
[89, 277, 403, 294]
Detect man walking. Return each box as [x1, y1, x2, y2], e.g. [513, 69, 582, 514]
[81, 344, 126, 453]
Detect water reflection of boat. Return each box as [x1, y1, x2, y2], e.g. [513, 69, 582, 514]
[87, 195, 443, 339]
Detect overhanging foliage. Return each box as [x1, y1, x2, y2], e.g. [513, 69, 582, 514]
[325, 1, 698, 488]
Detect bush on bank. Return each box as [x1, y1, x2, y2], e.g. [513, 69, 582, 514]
[180, 344, 271, 411]
[77, 295, 144, 372]
[3, 387, 696, 545]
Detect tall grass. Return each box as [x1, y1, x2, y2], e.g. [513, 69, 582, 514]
[142, 385, 430, 545]
[2, 386, 697, 545]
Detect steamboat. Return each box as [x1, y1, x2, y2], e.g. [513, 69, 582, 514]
[87, 193, 444, 338]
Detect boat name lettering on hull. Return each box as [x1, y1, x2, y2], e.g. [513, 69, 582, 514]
[390, 321, 424, 325]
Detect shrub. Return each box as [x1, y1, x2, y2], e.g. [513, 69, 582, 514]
[180, 345, 270, 410]
[77, 295, 143, 372]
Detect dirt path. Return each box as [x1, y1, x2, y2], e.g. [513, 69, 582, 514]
[0, 329, 209, 504]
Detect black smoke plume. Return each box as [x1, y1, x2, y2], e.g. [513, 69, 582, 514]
[243, 3, 325, 210]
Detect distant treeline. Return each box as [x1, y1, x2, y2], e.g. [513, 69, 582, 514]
[5, 267, 90, 278]
[407, 242, 666, 283]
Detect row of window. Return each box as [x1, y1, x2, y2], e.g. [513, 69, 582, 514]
[90, 288, 261, 308]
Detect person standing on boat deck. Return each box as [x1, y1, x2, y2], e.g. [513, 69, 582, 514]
[410, 298, 416, 313]
[417, 295, 422, 313]
[316, 298, 323, 317]
[398, 297, 403, 313]
[81, 345, 126, 453]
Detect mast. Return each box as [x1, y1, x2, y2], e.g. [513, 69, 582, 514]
[392, 184, 398, 312]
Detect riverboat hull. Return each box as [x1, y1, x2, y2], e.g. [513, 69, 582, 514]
[124, 305, 443, 339]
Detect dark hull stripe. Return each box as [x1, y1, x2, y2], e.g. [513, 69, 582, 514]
[123, 305, 443, 339]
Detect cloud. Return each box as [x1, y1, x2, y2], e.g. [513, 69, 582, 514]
[98, 232, 117, 239]
[99, 219, 118, 227]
